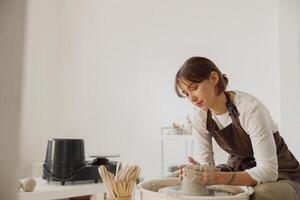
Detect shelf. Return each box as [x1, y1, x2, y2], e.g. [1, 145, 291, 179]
[161, 134, 193, 140]
[160, 133, 195, 175]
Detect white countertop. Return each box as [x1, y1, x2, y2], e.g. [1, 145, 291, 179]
[17, 178, 105, 200]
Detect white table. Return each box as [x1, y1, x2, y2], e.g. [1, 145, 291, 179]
[17, 178, 105, 200]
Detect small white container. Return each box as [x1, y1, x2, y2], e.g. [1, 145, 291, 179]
[161, 127, 184, 135]
[169, 128, 183, 135]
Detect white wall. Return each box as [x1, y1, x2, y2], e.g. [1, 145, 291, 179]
[0, 0, 26, 199]
[20, 0, 281, 179]
[279, 0, 300, 157]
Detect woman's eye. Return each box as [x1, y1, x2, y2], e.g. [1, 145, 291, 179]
[190, 86, 198, 90]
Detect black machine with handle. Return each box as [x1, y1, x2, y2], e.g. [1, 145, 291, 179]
[42, 138, 117, 185]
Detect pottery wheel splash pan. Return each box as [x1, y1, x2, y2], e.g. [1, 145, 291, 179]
[137, 178, 254, 200]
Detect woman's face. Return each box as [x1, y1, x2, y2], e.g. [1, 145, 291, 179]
[178, 72, 219, 111]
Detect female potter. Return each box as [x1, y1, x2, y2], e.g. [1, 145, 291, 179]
[175, 56, 300, 200]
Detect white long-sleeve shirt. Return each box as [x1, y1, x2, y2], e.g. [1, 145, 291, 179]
[191, 90, 279, 184]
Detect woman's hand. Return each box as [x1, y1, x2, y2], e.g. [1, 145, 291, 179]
[187, 155, 199, 165]
[183, 164, 218, 185]
[182, 156, 219, 185]
[177, 156, 200, 180]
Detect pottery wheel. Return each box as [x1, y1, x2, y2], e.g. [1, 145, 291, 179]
[158, 185, 234, 197]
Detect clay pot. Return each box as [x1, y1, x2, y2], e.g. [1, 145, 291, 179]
[181, 165, 209, 196]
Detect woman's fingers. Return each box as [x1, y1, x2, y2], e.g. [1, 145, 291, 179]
[187, 156, 199, 165]
[178, 164, 186, 169]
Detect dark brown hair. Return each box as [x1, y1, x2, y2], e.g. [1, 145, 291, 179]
[175, 57, 228, 97]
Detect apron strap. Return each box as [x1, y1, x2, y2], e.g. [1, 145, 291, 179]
[206, 109, 214, 132]
[225, 91, 241, 126]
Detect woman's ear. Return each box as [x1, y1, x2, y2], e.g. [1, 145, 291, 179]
[209, 71, 219, 86]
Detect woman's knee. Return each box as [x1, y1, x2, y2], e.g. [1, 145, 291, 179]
[251, 184, 273, 200]
[251, 180, 300, 200]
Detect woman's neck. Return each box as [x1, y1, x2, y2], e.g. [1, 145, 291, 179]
[210, 92, 228, 115]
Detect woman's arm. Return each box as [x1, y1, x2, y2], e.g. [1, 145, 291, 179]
[214, 171, 257, 186]
[184, 164, 257, 186]
[191, 109, 215, 166]
[242, 103, 279, 184]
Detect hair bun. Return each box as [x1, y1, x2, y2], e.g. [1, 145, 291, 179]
[222, 74, 229, 85]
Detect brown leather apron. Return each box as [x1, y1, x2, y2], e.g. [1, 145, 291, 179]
[207, 91, 300, 182]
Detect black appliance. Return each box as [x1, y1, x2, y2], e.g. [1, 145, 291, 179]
[42, 138, 117, 185]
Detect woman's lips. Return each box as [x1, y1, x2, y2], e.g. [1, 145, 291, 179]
[197, 100, 204, 107]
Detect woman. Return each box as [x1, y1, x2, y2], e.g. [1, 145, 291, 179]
[175, 56, 300, 200]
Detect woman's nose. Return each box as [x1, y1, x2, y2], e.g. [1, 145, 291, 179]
[188, 94, 197, 103]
